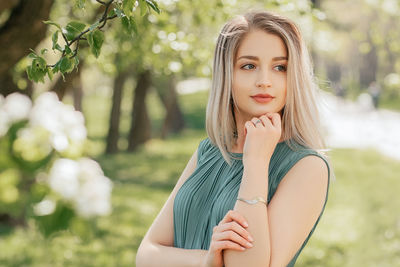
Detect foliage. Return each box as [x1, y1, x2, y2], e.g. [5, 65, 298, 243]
[0, 92, 113, 237]
[25, 0, 160, 83]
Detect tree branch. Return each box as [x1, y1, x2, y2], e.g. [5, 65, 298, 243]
[46, 0, 117, 68]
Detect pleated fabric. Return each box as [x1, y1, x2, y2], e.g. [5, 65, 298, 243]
[173, 137, 330, 266]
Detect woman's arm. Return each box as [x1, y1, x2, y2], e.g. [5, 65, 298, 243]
[136, 148, 207, 267]
[223, 155, 329, 267]
[224, 114, 329, 267]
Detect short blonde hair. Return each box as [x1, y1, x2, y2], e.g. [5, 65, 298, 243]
[206, 10, 329, 166]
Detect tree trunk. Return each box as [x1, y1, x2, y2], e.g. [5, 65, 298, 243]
[127, 70, 152, 152]
[106, 70, 129, 154]
[155, 75, 185, 139]
[359, 46, 377, 89]
[0, 0, 54, 96]
[73, 78, 83, 112]
[359, 32, 378, 89]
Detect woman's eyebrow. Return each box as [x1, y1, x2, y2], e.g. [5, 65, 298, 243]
[236, 55, 288, 61]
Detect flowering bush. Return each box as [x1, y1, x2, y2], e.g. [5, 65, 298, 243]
[0, 92, 113, 237]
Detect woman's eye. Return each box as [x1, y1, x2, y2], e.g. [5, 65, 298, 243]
[274, 65, 287, 72]
[241, 64, 255, 70]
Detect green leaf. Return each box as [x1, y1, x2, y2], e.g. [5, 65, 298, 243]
[34, 57, 47, 70]
[121, 16, 137, 36]
[28, 52, 38, 59]
[139, 0, 148, 16]
[40, 48, 48, 55]
[52, 31, 59, 50]
[87, 29, 104, 58]
[59, 56, 75, 73]
[145, 0, 160, 14]
[55, 44, 63, 52]
[74, 56, 79, 67]
[47, 67, 54, 81]
[34, 204, 74, 237]
[43, 20, 61, 30]
[52, 59, 61, 73]
[108, 8, 117, 17]
[63, 21, 86, 41]
[123, 0, 134, 16]
[76, 0, 85, 9]
[26, 55, 48, 83]
[64, 45, 73, 55]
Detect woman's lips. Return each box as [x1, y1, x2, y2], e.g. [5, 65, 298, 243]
[251, 96, 274, 103]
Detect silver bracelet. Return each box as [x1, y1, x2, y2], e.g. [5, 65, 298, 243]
[237, 196, 267, 206]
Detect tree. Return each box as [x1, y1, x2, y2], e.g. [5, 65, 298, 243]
[0, 0, 54, 96]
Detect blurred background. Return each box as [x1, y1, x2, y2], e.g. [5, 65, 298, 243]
[1, 0, 399, 266]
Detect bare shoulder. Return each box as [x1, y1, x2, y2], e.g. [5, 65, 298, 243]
[266, 154, 330, 266]
[291, 154, 328, 176]
[282, 154, 329, 198]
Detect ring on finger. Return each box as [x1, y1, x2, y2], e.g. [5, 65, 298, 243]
[254, 119, 262, 126]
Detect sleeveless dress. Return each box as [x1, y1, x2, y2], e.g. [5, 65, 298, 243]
[173, 137, 331, 266]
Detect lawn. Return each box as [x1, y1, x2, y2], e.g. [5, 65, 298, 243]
[0, 90, 399, 266]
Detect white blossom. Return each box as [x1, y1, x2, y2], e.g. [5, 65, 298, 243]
[29, 92, 87, 152]
[48, 158, 80, 200]
[48, 157, 113, 218]
[74, 174, 112, 217]
[2, 93, 32, 123]
[33, 198, 56, 216]
[0, 93, 32, 137]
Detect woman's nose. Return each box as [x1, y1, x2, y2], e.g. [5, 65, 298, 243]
[255, 71, 272, 88]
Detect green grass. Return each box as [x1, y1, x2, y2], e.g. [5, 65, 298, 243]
[1, 90, 399, 266]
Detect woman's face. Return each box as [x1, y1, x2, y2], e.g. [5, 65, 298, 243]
[232, 29, 288, 121]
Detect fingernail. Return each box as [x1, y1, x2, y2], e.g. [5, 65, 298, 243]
[249, 236, 254, 242]
[244, 221, 249, 227]
[247, 242, 253, 247]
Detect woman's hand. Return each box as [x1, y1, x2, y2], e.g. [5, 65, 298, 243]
[242, 112, 282, 167]
[202, 210, 253, 267]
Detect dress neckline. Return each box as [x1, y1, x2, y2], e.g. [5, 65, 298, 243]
[228, 140, 287, 157]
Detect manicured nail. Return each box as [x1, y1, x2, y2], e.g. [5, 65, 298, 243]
[244, 221, 249, 227]
[249, 236, 254, 242]
[247, 242, 253, 247]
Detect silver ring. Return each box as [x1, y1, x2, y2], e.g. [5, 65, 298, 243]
[254, 120, 262, 125]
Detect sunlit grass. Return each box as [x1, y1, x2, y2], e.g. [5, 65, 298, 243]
[298, 148, 400, 266]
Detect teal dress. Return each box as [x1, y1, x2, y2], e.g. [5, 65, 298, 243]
[173, 137, 330, 266]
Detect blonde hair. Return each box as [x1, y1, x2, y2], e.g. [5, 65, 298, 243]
[206, 10, 330, 167]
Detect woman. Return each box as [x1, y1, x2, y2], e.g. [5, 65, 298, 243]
[136, 10, 332, 267]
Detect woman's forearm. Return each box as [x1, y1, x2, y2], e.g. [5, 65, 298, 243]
[224, 162, 271, 267]
[136, 241, 207, 267]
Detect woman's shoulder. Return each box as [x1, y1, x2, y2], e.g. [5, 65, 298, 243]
[196, 137, 216, 163]
[271, 139, 331, 180]
[276, 139, 326, 160]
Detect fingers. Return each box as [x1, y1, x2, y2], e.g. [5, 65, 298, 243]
[266, 112, 281, 129]
[219, 210, 249, 228]
[244, 120, 254, 137]
[247, 113, 281, 129]
[213, 230, 253, 249]
[211, 214, 254, 253]
[211, 240, 246, 252]
[214, 221, 253, 243]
